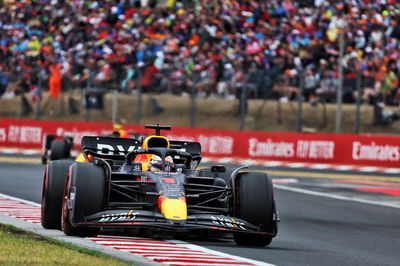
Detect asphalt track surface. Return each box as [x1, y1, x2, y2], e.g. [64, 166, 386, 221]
[0, 160, 400, 266]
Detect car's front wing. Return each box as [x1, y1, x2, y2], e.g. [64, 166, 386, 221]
[76, 209, 275, 236]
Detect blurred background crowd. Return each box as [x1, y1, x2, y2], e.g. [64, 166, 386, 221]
[1, 0, 400, 106]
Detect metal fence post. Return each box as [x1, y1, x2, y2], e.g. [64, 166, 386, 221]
[239, 84, 247, 131]
[34, 75, 42, 120]
[296, 69, 304, 132]
[190, 71, 198, 127]
[355, 71, 362, 133]
[84, 71, 93, 122]
[335, 26, 345, 133]
[84, 90, 90, 122]
[135, 67, 142, 124]
[112, 89, 119, 123]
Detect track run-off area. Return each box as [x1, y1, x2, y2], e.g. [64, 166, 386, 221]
[0, 158, 399, 266]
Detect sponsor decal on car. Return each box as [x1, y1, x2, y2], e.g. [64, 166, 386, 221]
[99, 210, 139, 222]
[211, 216, 246, 230]
[96, 144, 137, 155]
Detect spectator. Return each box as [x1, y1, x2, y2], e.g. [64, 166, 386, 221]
[0, 65, 7, 96]
[0, 0, 399, 108]
[93, 60, 112, 88]
[121, 64, 137, 94]
[48, 60, 62, 99]
[141, 62, 159, 93]
[380, 66, 398, 103]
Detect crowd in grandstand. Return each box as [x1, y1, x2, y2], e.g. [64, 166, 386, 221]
[0, 0, 400, 106]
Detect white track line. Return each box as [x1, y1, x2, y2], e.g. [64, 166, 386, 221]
[216, 158, 234, 164]
[358, 166, 379, 172]
[168, 240, 275, 266]
[128, 253, 211, 257]
[275, 185, 400, 209]
[0, 193, 40, 207]
[160, 264, 252, 266]
[309, 164, 330, 170]
[142, 256, 238, 261]
[272, 178, 298, 185]
[383, 168, 400, 174]
[105, 243, 185, 248]
[93, 235, 163, 241]
[142, 254, 223, 258]
[94, 233, 275, 265]
[286, 163, 306, 168]
[333, 165, 354, 171]
[94, 241, 178, 247]
[264, 161, 283, 167]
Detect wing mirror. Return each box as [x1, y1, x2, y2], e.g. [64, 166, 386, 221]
[211, 165, 226, 173]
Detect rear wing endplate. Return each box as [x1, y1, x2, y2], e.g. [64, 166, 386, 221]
[170, 140, 202, 161]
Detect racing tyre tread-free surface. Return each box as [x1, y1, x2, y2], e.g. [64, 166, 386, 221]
[41, 160, 73, 229]
[49, 140, 71, 161]
[233, 171, 274, 246]
[62, 162, 105, 236]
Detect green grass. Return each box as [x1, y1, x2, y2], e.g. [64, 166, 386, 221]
[0, 223, 131, 265]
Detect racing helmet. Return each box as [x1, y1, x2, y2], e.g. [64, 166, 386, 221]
[112, 124, 130, 138]
[149, 155, 175, 172]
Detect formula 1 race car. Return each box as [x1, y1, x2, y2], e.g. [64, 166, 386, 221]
[41, 134, 74, 164]
[41, 125, 278, 246]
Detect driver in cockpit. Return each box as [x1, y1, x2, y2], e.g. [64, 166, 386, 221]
[133, 135, 174, 172]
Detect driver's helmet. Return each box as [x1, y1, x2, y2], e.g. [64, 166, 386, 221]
[148, 155, 175, 172]
[112, 124, 130, 138]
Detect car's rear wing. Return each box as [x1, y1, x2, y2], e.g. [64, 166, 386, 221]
[81, 136, 202, 162]
[81, 136, 141, 160]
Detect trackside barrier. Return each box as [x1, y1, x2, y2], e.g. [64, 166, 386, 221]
[0, 118, 399, 168]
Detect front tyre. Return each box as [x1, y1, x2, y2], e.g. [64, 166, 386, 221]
[233, 172, 275, 246]
[62, 162, 105, 236]
[41, 160, 73, 229]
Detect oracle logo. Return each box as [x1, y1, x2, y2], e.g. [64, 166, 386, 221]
[352, 141, 400, 161]
[248, 138, 295, 158]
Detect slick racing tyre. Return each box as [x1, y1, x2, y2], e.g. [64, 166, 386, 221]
[50, 140, 71, 161]
[41, 160, 73, 229]
[233, 171, 274, 246]
[62, 162, 105, 236]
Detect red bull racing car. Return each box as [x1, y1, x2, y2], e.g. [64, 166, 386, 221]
[41, 125, 278, 246]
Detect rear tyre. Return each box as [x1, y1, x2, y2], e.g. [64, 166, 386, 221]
[50, 140, 71, 161]
[233, 172, 274, 246]
[41, 160, 73, 229]
[62, 162, 105, 236]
